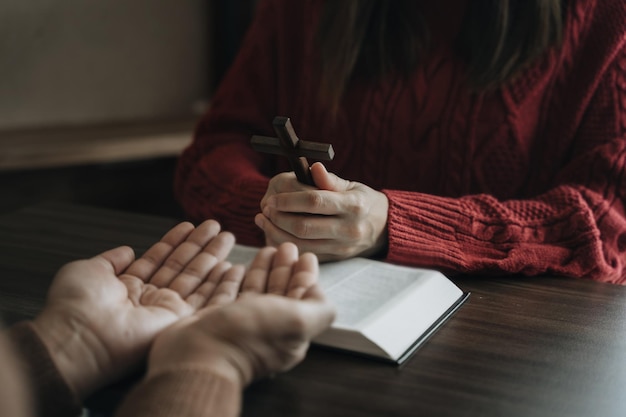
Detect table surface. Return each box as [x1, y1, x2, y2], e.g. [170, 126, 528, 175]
[1, 202, 625, 417]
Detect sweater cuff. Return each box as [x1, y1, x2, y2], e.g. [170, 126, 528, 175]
[7, 321, 83, 417]
[383, 190, 471, 272]
[114, 368, 241, 417]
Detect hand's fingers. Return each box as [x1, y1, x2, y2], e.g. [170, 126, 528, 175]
[285, 252, 319, 299]
[238, 245, 318, 298]
[261, 209, 345, 240]
[295, 295, 336, 339]
[268, 171, 312, 194]
[185, 261, 233, 309]
[167, 231, 236, 298]
[149, 220, 222, 287]
[240, 246, 278, 293]
[255, 214, 341, 256]
[266, 243, 299, 295]
[122, 222, 195, 281]
[265, 190, 344, 216]
[255, 212, 296, 243]
[310, 162, 351, 192]
[263, 168, 329, 213]
[203, 265, 246, 307]
[97, 246, 136, 275]
[258, 211, 361, 258]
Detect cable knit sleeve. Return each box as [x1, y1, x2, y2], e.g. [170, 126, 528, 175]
[174, 0, 280, 246]
[385, 42, 626, 284]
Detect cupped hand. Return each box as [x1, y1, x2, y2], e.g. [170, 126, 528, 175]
[147, 242, 336, 387]
[255, 162, 389, 261]
[32, 220, 242, 399]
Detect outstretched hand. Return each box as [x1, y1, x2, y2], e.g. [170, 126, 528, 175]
[147, 242, 336, 387]
[255, 162, 389, 261]
[32, 220, 241, 399]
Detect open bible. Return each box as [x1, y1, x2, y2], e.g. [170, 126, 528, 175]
[227, 245, 468, 364]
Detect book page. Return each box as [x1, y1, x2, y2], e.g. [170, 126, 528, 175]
[360, 275, 462, 359]
[225, 244, 259, 266]
[319, 259, 424, 327]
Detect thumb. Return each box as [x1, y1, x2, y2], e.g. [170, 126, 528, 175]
[310, 162, 350, 192]
[97, 246, 136, 275]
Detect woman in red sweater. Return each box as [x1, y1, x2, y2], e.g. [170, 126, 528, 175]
[175, 0, 626, 284]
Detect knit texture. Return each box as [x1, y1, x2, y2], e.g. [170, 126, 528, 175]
[8, 322, 83, 417]
[6, 322, 242, 417]
[175, 0, 626, 284]
[115, 368, 241, 417]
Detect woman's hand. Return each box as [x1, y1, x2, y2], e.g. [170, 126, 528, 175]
[255, 162, 389, 261]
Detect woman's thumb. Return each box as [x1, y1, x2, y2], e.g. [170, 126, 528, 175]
[310, 162, 349, 191]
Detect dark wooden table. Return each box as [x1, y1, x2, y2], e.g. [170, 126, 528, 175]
[1, 203, 625, 417]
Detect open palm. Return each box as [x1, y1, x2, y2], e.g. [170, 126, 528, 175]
[33, 220, 242, 398]
[147, 242, 336, 387]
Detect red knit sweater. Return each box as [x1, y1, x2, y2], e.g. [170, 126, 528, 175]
[175, 0, 626, 284]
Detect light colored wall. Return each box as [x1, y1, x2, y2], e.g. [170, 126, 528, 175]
[0, 0, 210, 130]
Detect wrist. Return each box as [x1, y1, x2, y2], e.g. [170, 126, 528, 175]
[361, 191, 389, 258]
[148, 329, 251, 390]
[32, 309, 106, 400]
[371, 227, 390, 258]
[147, 353, 246, 389]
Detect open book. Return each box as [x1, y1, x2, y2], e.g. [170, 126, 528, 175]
[227, 245, 468, 364]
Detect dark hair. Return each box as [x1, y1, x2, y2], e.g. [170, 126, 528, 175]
[316, 0, 565, 113]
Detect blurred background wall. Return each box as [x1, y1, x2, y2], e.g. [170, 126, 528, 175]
[0, 0, 211, 130]
[0, 0, 258, 217]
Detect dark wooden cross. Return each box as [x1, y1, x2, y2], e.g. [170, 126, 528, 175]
[250, 116, 335, 186]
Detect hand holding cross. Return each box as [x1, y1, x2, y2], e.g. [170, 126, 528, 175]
[250, 116, 335, 186]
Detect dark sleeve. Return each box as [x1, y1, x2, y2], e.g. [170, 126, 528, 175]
[7, 321, 83, 417]
[114, 369, 241, 417]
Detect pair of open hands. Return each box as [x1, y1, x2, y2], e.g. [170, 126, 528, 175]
[254, 162, 389, 261]
[31, 219, 335, 401]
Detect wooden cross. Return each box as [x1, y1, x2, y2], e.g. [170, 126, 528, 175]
[250, 116, 335, 186]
